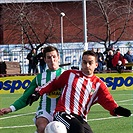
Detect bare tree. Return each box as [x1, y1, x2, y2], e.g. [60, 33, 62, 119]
[1, 1, 133, 51]
[0, 5, 3, 44]
[2, 2, 59, 51]
[87, 0, 133, 49]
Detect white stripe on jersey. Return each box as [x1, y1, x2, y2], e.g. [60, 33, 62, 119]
[65, 73, 75, 114]
[50, 98, 56, 115]
[73, 76, 84, 114]
[50, 71, 58, 115]
[41, 72, 47, 111]
[41, 72, 46, 86]
[42, 93, 47, 111]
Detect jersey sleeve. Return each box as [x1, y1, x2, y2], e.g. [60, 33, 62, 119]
[97, 81, 118, 116]
[39, 70, 70, 96]
[10, 74, 41, 111]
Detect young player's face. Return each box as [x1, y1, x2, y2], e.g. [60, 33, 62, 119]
[81, 55, 98, 76]
[45, 50, 60, 70]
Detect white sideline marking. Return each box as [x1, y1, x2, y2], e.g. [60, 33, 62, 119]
[117, 99, 133, 103]
[88, 116, 122, 122]
[0, 125, 35, 129]
[114, 94, 132, 95]
[92, 99, 133, 107]
[0, 112, 35, 120]
[118, 104, 133, 105]
[88, 114, 133, 122]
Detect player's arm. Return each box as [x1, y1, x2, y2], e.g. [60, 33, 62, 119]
[27, 70, 70, 105]
[97, 82, 118, 115]
[25, 77, 60, 106]
[97, 82, 131, 117]
[11, 76, 39, 110]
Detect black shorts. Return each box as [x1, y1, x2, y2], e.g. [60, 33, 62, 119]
[54, 112, 93, 133]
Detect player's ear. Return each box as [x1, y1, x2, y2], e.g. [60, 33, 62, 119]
[58, 54, 60, 62]
[95, 57, 98, 68]
[58, 54, 60, 60]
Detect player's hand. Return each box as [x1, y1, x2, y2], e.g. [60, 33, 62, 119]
[114, 106, 131, 117]
[0, 108, 12, 115]
[26, 91, 40, 106]
[0, 109, 4, 115]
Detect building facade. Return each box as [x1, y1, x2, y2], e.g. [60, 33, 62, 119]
[0, 0, 133, 46]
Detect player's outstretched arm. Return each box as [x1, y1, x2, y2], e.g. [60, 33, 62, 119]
[114, 106, 131, 117]
[0, 108, 12, 115]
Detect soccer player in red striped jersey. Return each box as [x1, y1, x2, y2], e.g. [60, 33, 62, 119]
[29, 50, 131, 133]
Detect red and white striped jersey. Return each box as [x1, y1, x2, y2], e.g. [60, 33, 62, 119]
[40, 70, 118, 119]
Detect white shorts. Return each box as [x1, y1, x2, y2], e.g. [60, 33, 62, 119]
[34, 109, 53, 123]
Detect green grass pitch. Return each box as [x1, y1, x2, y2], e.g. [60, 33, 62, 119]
[0, 90, 133, 133]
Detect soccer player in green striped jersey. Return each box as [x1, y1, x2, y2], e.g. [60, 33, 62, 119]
[0, 46, 65, 133]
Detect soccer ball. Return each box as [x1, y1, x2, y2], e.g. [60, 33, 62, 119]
[45, 121, 67, 133]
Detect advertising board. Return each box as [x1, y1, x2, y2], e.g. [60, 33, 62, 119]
[0, 72, 133, 94]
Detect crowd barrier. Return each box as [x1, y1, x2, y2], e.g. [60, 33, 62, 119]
[0, 72, 133, 94]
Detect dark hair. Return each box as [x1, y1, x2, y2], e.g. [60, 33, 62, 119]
[82, 50, 98, 62]
[43, 46, 59, 58]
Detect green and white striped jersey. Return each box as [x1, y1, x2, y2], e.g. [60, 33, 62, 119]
[37, 68, 65, 115]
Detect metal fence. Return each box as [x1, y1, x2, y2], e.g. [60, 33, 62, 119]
[0, 47, 132, 74]
[59, 48, 83, 70]
[0, 48, 84, 74]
